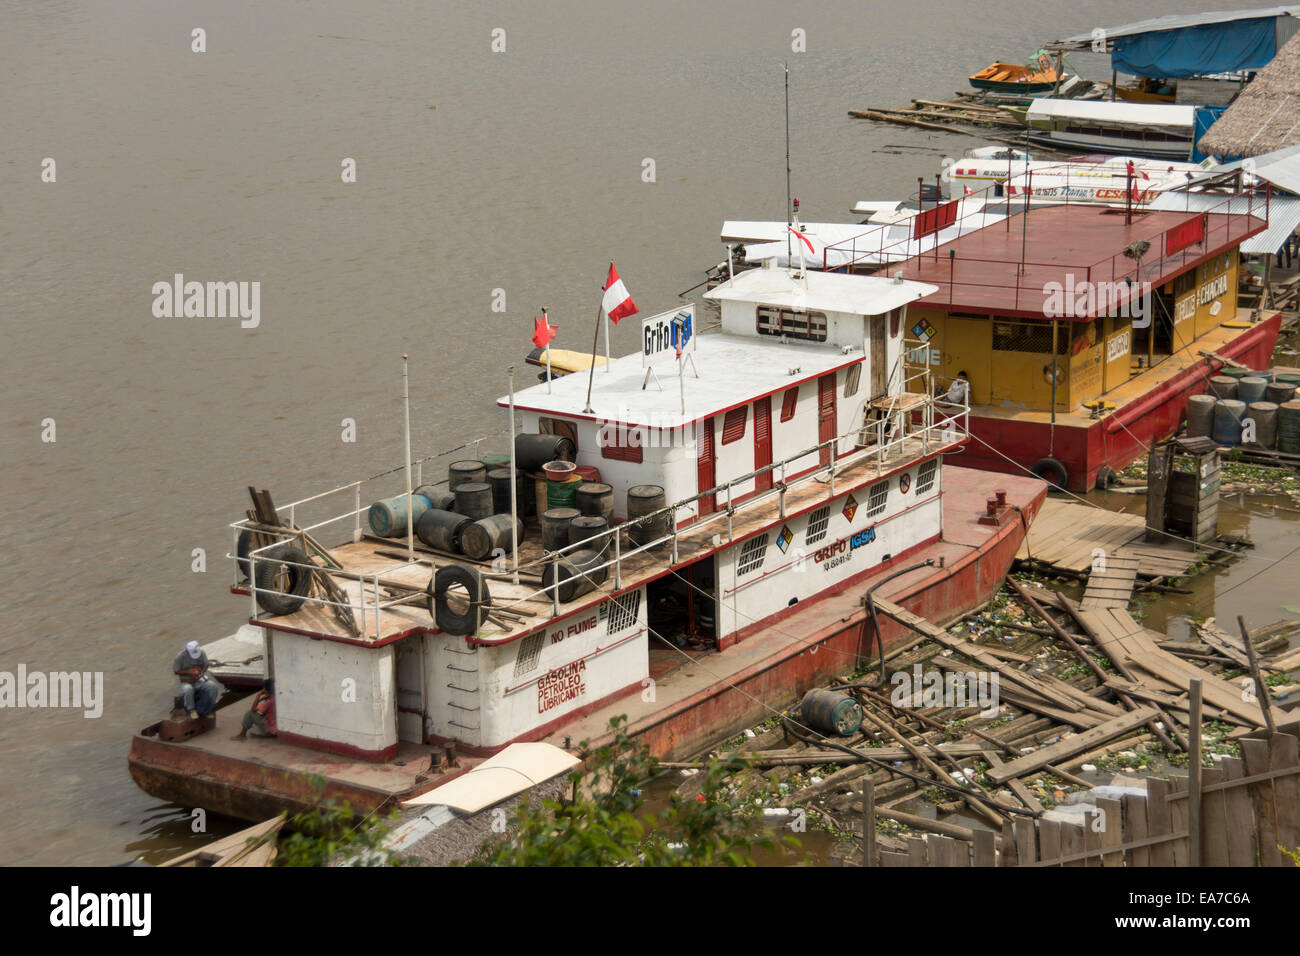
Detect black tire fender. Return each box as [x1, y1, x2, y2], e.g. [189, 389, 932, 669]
[428, 565, 492, 636]
[1095, 464, 1119, 489]
[236, 529, 252, 580]
[1030, 456, 1069, 490]
[253, 545, 313, 616]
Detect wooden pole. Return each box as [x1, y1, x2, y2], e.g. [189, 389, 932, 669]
[862, 776, 876, 867]
[1188, 677, 1203, 867]
[1238, 614, 1277, 734]
[582, 296, 605, 414]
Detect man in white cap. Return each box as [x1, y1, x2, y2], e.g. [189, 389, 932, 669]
[173, 640, 221, 720]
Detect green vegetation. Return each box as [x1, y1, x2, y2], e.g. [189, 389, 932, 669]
[275, 780, 412, 867]
[467, 716, 799, 866]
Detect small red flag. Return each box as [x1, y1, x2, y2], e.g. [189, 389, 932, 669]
[532, 312, 557, 350]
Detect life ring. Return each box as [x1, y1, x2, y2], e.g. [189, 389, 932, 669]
[253, 545, 313, 616]
[1031, 457, 1070, 490]
[428, 565, 492, 636]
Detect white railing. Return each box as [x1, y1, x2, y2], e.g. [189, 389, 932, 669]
[230, 380, 971, 640]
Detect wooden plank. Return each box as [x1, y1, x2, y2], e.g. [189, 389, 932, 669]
[1123, 793, 1150, 866]
[1219, 756, 1259, 866]
[999, 820, 1017, 866]
[1037, 817, 1061, 866]
[1059, 820, 1085, 868]
[1096, 796, 1124, 866]
[1127, 646, 1291, 728]
[1081, 554, 1141, 610]
[879, 849, 909, 867]
[906, 836, 927, 867]
[1013, 818, 1037, 865]
[1195, 621, 1251, 669]
[1200, 766, 1231, 867]
[972, 827, 996, 867]
[984, 750, 1043, 813]
[1270, 730, 1300, 855]
[929, 833, 959, 867]
[986, 707, 1159, 783]
[1167, 776, 1189, 866]
[1146, 777, 1175, 866]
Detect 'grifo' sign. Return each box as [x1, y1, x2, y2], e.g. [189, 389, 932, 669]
[641, 304, 695, 369]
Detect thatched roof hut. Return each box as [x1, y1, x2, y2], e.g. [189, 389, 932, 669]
[1199, 30, 1300, 157]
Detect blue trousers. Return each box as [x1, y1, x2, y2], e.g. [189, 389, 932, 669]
[179, 679, 221, 716]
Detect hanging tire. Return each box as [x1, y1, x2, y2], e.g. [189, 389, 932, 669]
[1095, 464, 1119, 489]
[253, 545, 313, 616]
[236, 529, 253, 580]
[428, 565, 491, 636]
[1030, 457, 1069, 490]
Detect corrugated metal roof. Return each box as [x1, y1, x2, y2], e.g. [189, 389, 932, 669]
[1054, 6, 1300, 46]
[1148, 191, 1300, 252]
[1219, 143, 1300, 194]
[1027, 98, 1196, 128]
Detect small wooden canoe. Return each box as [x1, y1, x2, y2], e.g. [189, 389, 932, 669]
[159, 814, 286, 867]
[970, 55, 1063, 94]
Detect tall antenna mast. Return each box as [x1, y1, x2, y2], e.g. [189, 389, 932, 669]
[785, 62, 792, 264]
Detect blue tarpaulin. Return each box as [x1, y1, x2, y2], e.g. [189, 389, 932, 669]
[1192, 106, 1229, 161]
[1113, 18, 1278, 77]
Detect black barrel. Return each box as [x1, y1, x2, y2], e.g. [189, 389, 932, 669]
[627, 485, 668, 550]
[461, 514, 525, 561]
[415, 509, 472, 553]
[541, 548, 609, 603]
[575, 482, 615, 523]
[1247, 401, 1279, 448]
[569, 515, 609, 549]
[1265, 382, 1296, 404]
[454, 481, 493, 520]
[542, 507, 580, 552]
[487, 468, 521, 515]
[415, 485, 456, 512]
[448, 460, 487, 493]
[514, 433, 575, 472]
[1280, 402, 1300, 453]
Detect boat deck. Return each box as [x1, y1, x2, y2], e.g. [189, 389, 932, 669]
[237, 431, 959, 645]
[969, 309, 1274, 428]
[1017, 496, 1201, 577]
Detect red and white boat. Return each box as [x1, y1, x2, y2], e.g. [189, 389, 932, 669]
[129, 256, 1046, 822]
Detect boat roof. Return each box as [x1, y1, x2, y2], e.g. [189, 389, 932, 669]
[502, 331, 860, 427]
[1026, 98, 1196, 128]
[1148, 191, 1300, 254]
[890, 202, 1266, 320]
[1051, 6, 1300, 47]
[1219, 142, 1300, 195]
[704, 264, 936, 315]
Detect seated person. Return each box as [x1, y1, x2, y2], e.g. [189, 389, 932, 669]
[233, 682, 276, 740]
[173, 640, 222, 720]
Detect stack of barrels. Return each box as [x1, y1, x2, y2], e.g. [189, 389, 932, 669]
[1187, 370, 1296, 451]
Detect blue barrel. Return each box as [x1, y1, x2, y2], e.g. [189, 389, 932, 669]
[1186, 395, 1216, 438]
[800, 689, 864, 737]
[1238, 377, 1268, 403]
[1211, 399, 1246, 445]
[369, 493, 431, 537]
[1279, 402, 1300, 453]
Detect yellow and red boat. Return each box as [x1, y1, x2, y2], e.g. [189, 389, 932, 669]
[969, 53, 1064, 95]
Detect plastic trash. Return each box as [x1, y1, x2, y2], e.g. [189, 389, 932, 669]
[1080, 763, 1098, 773]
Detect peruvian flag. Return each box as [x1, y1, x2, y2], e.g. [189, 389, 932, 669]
[601, 262, 638, 325]
[1127, 160, 1150, 201]
[788, 226, 815, 255]
[531, 310, 557, 350]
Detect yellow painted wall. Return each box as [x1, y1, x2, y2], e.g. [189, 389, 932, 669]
[1193, 249, 1237, 337]
[1102, 316, 1132, 392]
[1067, 320, 1104, 405]
[903, 309, 994, 404]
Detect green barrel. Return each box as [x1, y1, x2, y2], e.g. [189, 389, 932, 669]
[1278, 402, 1300, 453]
[800, 689, 864, 737]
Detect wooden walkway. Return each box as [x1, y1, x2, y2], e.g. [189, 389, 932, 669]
[1080, 554, 1140, 610]
[1016, 497, 1200, 578]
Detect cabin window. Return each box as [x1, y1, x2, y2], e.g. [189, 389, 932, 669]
[600, 591, 642, 634]
[917, 459, 938, 495]
[992, 320, 1069, 354]
[780, 387, 799, 422]
[737, 534, 770, 576]
[601, 439, 644, 464]
[756, 305, 828, 342]
[844, 364, 862, 398]
[539, 417, 579, 450]
[513, 633, 545, 678]
[866, 480, 889, 518]
[721, 407, 748, 445]
[806, 505, 831, 544]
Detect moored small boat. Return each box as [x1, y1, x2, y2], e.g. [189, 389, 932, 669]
[969, 53, 1064, 94]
